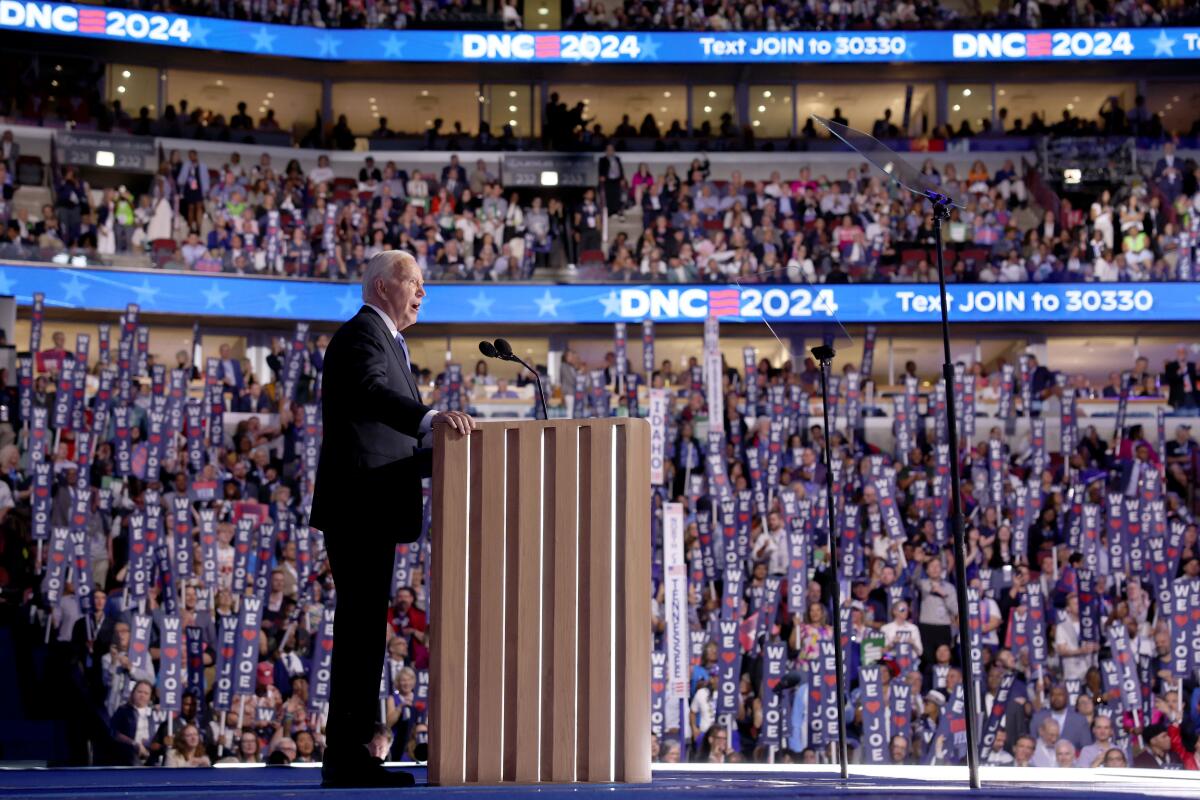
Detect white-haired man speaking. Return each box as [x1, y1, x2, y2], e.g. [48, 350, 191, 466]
[312, 250, 474, 788]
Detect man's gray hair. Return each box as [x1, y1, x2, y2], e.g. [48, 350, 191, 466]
[360, 249, 414, 303]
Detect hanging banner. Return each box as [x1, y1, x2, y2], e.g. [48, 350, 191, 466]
[642, 320, 655, 376]
[649, 389, 668, 485]
[759, 641, 789, 748]
[44, 527, 71, 608]
[860, 664, 887, 763]
[650, 651, 667, 737]
[978, 671, 1015, 759]
[663, 502, 689, 702]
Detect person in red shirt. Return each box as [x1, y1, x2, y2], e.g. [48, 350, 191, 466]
[385, 587, 428, 669]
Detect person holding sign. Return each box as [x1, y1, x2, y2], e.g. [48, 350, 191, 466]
[312, 250, 475, 789]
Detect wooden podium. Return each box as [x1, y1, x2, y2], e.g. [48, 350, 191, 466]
[427, 418, 652, 785]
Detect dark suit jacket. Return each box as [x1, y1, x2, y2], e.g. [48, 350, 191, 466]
[1165, 360, 1198, 407]
[310, 307, 431, 540]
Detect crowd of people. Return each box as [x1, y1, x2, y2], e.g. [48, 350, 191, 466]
[85, 0, 1200, 32]
[4, 295, 1200, 769]
[4, 125, 1197, 285]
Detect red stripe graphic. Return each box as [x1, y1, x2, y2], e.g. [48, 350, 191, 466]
[1026, 33, 1052, 56]
[708, 289, 741, 317]
[78, 9, 107, 32]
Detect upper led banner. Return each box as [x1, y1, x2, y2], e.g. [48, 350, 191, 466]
[3, 264, 1199, 324]
[2, 2, 1196, 63]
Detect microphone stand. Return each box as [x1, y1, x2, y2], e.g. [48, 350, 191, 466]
[930, 192, 980, 789]
[507, 354, 549, 421]
[813, 344, 849, 779]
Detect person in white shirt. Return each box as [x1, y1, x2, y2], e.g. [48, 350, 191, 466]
[881, 600, 923, 656]
[1054, 594, 1097, 681]
[1031, 718, 1061, 767]
[690, 672, 718, 736]
[309, 155, 335, 187]
[751, 512, 788, 576]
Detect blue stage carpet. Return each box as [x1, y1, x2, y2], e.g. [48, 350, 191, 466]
[1, 764, 1198, 799]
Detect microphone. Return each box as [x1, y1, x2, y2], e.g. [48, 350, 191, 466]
[480, 338, 549, 421]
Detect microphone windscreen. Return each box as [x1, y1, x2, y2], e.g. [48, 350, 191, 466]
[479, 340, 498, 358]
[494, 338, 513, 358]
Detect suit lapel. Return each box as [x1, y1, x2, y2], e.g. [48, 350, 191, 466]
[358, 307, 420, 400]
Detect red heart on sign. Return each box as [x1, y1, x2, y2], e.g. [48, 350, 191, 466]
[1030, 609, 1042, 620]
[652, 681, 665, 693]
[164, 647, 178, 660]
[893, 714, 907, 728]
[147, 532, 158, 543]
[52, 552, 65, 563]
[721, 651, 735, 663]
[824, 674, 836, 687]
[132, 542, 144, 554]
[1192, 609, 1200, 622]
[1015, 636, 1027, 647]
[810, 689, 823, 703]
[865, 700, 881, 714]
[242, 629, 257, 641]
[36, 487, 48, 497]
[1155, 564, 1167, 575]
[133, 642, 146, 653]
[321, 639, 333, 651]
[237, 544, 248, 554]
[791, 559, 803, 569]
[1175, 615, 1189, 628]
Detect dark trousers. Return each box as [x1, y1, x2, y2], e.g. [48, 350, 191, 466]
[324, 525, 394, 754]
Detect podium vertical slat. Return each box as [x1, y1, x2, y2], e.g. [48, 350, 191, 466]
[544, 426, 579, 782]
[577, 423, 615, 782]
[467, 427, 506, 783]
[429, 425, 468, 786]
[504, 425, 544, 782]
[618, 422, 652, 783]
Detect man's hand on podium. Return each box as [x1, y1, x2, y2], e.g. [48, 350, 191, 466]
[433, 410, 477, 435]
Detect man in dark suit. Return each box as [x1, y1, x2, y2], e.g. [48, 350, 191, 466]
[1164, 344, 1199, 410]
[311, 250, 474, 788]
[597, 143, 624, 216]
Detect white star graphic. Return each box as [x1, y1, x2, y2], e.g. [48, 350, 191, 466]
[599, 290, 621, 317]
[251, 26, 277, 53]
[202, 282, 229, 310]
[337, 289, 361, 317]
[534, 289, 562, 318]
[1150, 29, 1176, 57]
[382, 34, 406, 59]
[60, 274, 88, 304]
[443, 36, 462, 59]
[315, 34, 342, 58]
[131, 279, 160, 306]
[269, 285, 296, 314]
[188, 20, 211, 46]
[468, 292, 495, 317]
[862, 289, 889, 316]
[638, 35, 660, 61]
[0, 269, 15, 295]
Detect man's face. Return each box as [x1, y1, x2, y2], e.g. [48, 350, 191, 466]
[378, 259, 426, 331]
[1040, 720, 1060, 745]
[53, 332, 65, 348]
[1015, 738, 1034, 761]
[1055, 740, 1076, 767]
[1094, 717, 1112, 741]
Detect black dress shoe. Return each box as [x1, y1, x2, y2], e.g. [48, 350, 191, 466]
[321, 755, 416, 788]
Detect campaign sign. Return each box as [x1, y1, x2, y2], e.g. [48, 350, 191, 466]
[158, 615, 185, 712]
[233, 595, 263, 695]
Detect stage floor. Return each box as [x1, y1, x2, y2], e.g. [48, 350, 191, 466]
[1, 764, 1197, 799]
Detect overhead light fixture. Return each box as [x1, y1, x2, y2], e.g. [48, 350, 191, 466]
[509, 105, 518, 112]
[998, 89, 1006, 96]
[540, 170, 558, 186]
[509, 119, 518, 127]
[757, 105, 766, 112]
[817, 91, 824, 97]
[537, 6, 549, 13]
[421, 89, 429, 96]
[707, 90, 716, 98]
[121, 70, 131, 78]
[663, 91, 671, 98]
[509, 90, 518, 97]
[95, 150, 115, 167]
[762, 90, 771, 98]
[962, 88, 971, 97]
[703, 105, 712, 113]
[117, 85, 126, 94]
[267, 92, 275, 98]
[752, 120, 761, 127]
[216, 79, 224, 86]
[952, 104, 960, 111]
